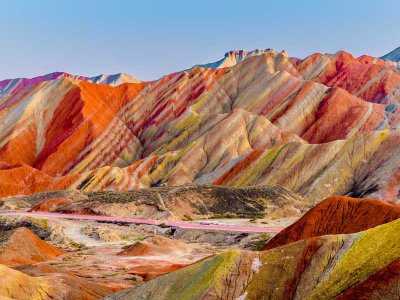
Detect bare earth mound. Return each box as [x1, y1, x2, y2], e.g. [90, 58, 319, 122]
[0, 263, 113, 300]
[117, 235, 193, 256]
[117, 235, 212, 280]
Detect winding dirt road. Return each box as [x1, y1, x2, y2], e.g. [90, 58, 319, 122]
[1, 211, 282, 233]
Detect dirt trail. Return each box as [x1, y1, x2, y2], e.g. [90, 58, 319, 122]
[59, 219, 102, 247]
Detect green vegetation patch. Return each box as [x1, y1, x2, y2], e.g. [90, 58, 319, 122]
[248, 234, 271, 250]
[29, 218, 49, 230]
[211, 212, 238, 219]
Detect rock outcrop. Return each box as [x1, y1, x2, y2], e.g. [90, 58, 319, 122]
[3, 185, 305, 220]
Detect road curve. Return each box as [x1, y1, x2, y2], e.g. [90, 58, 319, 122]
[1, 211, 283, 234]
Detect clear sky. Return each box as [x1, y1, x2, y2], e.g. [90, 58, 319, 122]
[0, 0, 399, 81]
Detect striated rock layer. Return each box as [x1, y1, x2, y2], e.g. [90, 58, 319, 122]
[1, 49, 400, 204]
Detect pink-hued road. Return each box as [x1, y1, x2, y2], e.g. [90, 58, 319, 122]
[2, 211, 283, 234]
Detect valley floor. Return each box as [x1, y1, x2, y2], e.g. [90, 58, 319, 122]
[0, 209, 278, 295]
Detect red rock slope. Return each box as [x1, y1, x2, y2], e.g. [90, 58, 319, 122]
[263, 196, 400, 250]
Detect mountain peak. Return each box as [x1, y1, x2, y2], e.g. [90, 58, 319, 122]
[381, 47, 400, 62]
[86, 73, 141, 85]
[196, 48, 279, 69]
[223, 48, 276, 59]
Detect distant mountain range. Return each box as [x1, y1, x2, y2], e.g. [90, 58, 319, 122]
[0, 72, 140, 99]
[381, 46, 400, 62]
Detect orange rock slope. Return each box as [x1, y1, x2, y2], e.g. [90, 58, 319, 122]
[0, 227, 64, 266]
[1, 49, 400, 204]
[0, 227, 113, 299]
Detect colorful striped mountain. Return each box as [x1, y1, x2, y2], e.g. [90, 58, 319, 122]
[2, 48, 400, 299]
[1, 49, 400, 205]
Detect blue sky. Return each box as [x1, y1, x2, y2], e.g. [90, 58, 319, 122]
[0, 0, 399, 81]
